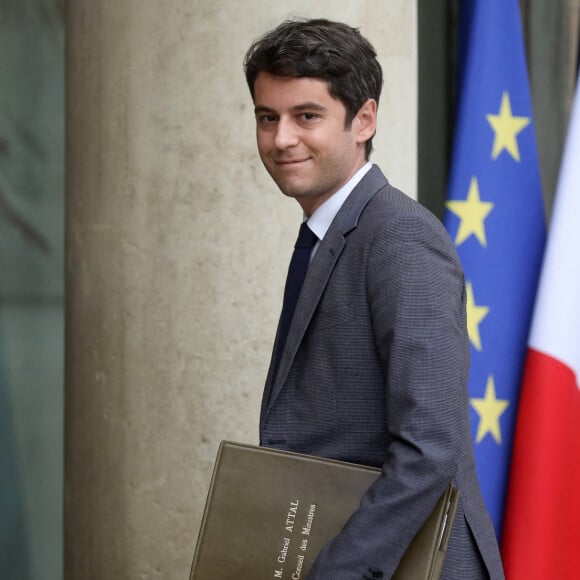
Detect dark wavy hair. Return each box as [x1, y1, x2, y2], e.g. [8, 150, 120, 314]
[244, 18, 383, 158]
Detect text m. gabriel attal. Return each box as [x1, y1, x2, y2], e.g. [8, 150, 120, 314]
[273, 499, 318, 579]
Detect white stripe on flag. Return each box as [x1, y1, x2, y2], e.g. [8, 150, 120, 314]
[528, 81, 580, 382]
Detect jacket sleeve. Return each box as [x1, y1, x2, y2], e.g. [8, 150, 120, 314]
[307, 211, 470, 579]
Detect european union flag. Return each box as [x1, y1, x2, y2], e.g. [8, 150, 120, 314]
[444, 0, 546, 538]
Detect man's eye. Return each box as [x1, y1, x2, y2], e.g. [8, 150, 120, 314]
[301, 113, 319, 121]
[258, 114, 277, 124]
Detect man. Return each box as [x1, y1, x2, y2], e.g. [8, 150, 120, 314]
[244, 19, 504, 579]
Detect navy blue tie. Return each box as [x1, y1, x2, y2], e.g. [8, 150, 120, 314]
[272, 221, 318, 383]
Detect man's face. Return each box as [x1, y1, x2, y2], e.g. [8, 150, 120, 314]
[253, 72, 375, 216]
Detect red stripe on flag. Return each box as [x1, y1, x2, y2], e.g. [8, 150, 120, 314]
[502, 348, 580, 579]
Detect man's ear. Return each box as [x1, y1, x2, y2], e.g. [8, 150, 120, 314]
[355, 99, 378, 144]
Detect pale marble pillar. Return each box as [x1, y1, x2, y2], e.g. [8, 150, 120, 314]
[65, 1, 417, 578]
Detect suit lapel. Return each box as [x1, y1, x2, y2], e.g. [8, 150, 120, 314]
[261, 165, 389, 425]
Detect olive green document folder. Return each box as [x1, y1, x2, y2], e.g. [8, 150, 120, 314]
[189, 441, 458, 580]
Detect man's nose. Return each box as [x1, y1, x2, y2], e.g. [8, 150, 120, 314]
[274, 118, 299, 149]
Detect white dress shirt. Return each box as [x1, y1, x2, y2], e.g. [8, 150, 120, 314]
[306, 162, 372, 258]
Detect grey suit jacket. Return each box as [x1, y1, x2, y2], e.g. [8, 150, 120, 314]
[260, 166, 504, 580]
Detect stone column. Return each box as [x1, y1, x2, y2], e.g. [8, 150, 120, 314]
[65, 2, 417, 578]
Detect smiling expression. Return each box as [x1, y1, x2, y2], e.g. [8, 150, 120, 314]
[253, 72, 377, 216]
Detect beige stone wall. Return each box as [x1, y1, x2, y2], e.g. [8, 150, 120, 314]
[65, 1, 417, 578]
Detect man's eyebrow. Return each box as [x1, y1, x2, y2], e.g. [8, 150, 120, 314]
[254, 102, 327, 115]
[254, 105, 276, 115]
[292, 102, 327, 112]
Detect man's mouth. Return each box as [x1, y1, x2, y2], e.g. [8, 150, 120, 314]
[275, 158, 310, 166]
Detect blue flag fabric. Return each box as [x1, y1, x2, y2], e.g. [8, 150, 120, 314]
[444, 0, 546, 538]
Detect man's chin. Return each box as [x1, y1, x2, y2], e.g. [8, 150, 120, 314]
[280, 187, 307, 198]
[274, 180, 311, 199]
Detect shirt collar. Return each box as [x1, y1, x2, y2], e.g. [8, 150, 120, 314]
[307, 162, 372, 242]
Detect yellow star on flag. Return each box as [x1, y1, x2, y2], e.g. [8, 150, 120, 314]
[445, 177, 494, 247]
[486, 91, 530, 161]
[471, 376, 509, 444]
[466, 281, 489, 351]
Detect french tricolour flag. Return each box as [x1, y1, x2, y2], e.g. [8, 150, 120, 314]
[502, 78, 580, 578]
